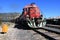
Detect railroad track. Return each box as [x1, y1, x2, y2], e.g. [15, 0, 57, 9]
[0, 23, 59, 40]
[46, 24, 60, 29]
[31, 26, 60, 40]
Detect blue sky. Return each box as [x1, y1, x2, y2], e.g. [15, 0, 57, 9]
[0, 0, 60, 18]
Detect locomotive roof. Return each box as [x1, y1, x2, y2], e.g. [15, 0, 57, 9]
[24, 3, 38, 8]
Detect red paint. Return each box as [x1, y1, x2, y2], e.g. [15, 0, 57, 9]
[23, 3, 41, 19]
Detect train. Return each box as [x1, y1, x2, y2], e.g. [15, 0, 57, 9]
[15, 3, 46, 28]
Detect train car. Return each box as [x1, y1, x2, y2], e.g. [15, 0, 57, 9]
[17, 3, 46, 28]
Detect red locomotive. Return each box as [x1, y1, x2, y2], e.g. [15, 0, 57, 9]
[17, 3, 46, 28]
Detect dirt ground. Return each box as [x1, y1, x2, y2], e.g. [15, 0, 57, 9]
[0, 22, 46, 40]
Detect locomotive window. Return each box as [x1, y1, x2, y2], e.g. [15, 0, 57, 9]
[28, 7, 34, 11]
[29, 7, 34, 9]
[23, 8, 27, 11]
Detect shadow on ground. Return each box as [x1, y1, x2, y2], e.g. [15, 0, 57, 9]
[0, 32, 7, 34]
[14, 22, 56, 40]
[14, 22, 32, 30]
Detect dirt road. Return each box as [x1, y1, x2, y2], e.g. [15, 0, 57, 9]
[0, 26, 46, 40]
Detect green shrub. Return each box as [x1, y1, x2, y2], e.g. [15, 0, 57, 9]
[0, 20, 2, 25]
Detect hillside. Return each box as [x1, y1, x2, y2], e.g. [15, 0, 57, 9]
[0, 13, 20, 21]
